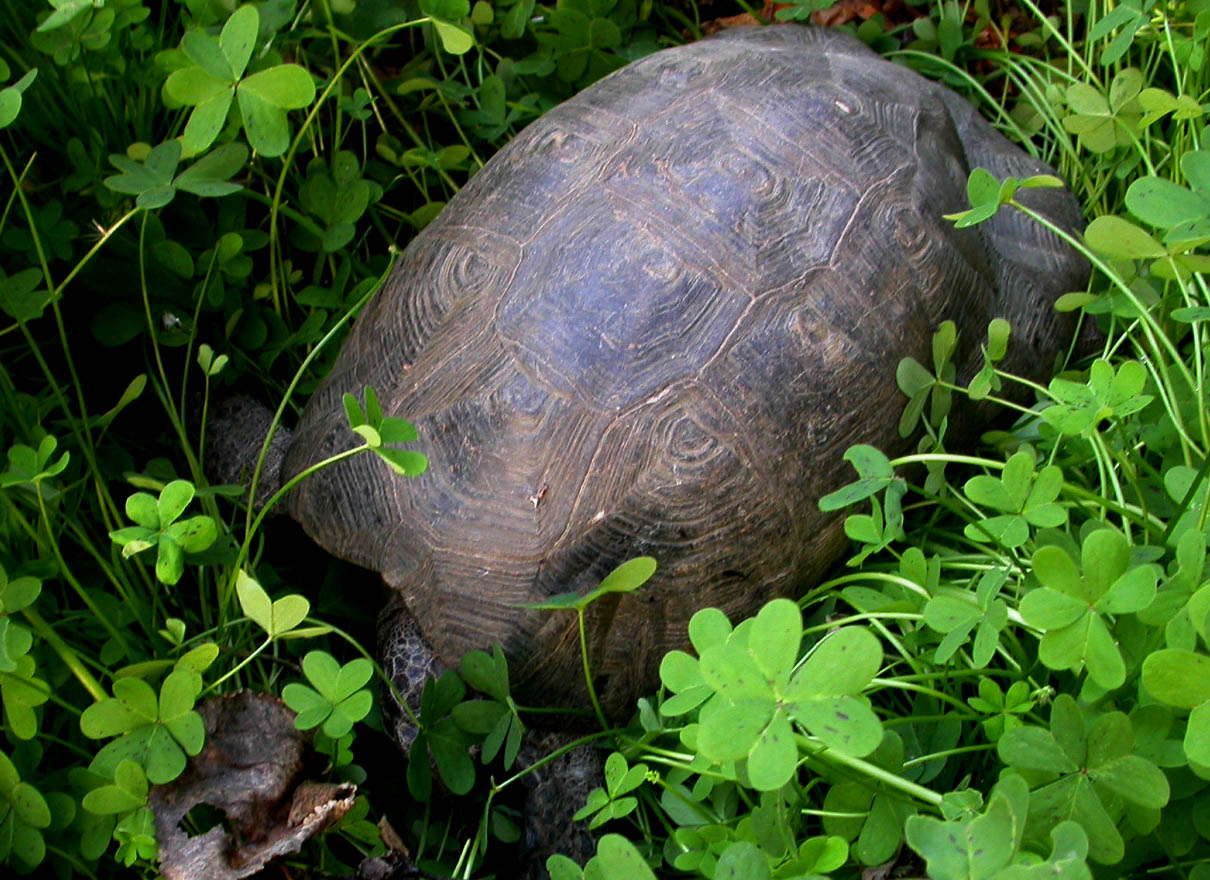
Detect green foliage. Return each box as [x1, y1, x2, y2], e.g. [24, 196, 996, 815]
[3, 0, 1210, 875]
[997, 696, 1169, 864]
[79, 671, 205, 784]
[1021, 529, 1158, 689]
[281, 651, 374, 737]
[108, 479, 218, 586]
[0, 749, 51, 871]
[342, 387, 427, 477]
[163, 5, 316, 156]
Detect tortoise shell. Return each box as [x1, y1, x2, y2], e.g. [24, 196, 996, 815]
[282, 24, 1086, 715]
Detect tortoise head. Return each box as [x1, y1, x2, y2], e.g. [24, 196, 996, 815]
[205, 395, 294, 512]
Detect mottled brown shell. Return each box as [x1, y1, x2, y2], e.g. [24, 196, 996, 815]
[283, 24, 1086, 715]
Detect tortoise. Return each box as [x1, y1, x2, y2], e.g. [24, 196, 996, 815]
[214, 18, 1085, 793]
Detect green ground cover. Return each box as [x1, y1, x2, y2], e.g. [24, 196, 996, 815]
[0, 0, 1208, 877]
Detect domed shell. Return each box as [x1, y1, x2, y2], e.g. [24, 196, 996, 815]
[283, 24, 1086, 715]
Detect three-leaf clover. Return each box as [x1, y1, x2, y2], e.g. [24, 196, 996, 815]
[895, 321, 957, 437]
[924, 569, 1010, 667]
[408, 671, 476, 799]
[997, 695, 1169, 864]
[452, 645, 524, 767]
[1062, 68, 1142, 154]
[104, 140, 248, 209]
[296, 151, 377, 253]
[962, 450, 1067, 548]
[967, 679, 1036, 741]
[113, 805, 158, 866]
[108, 480, 218, 586]
[944, 170, 1066, 229]
[281, 650, 374, 738]
[344, 387, 428, 476]
[79, 671, 205, 784]
[0, 435, 69, 493]
[906, 775, 1093, 880]
[163, 5, 316, 156]
[1020, 528, 1158, 689]
[573, 752, 650, 828]
[1041, 359, 1152, 437]
[661, 599, 883, 791]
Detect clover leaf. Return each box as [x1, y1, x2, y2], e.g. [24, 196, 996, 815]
[235, 570, 310, 638]
[344, 386, 428, 477]
[1020, 529, 1158, 689]
[1041, 359, 1153, 437]
[108, 479, 218, 586]
[1140, 648, 1210, 765]
[997, 695, 1169, 864]
[1062, 68, 1142, 154]
[1, 435, 69, 492]
[962, 450, 1067, 548]
[967, 679, 1035, 742]
[113, 806, 158, 866]
[105, 140, 248, 209]
[924, 569, 1010, 667]
[0, 748, 51, 870]
[455, 645, 524, 767]
[944, 171, 1066, 229]
[669, 599, 882, 791]
[894, 321, 957, 437]
[81, 758, 147, 815]
[0, 68, 36, 129]
[573, 752, 650, 828]
[163, 4, 316, 156]
[296, 152, 377, 252]
[79, 671, 205, 784]
[817, 445, 895, 510]
[408, 671, 476, 799]
[281, 650, 374, 738]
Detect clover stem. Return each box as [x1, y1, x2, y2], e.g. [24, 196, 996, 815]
[22, 607, 107, 703]
[578, 606, 610, 731]
[204, 637, 272, 694]
[799, 735, 943, 807]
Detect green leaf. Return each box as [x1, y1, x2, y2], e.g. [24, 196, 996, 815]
[236, 570, 273, 634]
[157, 480, 194, 527]
[174, 142, 249, 197]
[165, 65, 230, 106]
[747, 710, 797, 791]
[748, 598, 801, 683]
[904, 775, 1020, 879]
[594, 557, 656, 595]
[181, 30, 234, 82]
[998, 726, 1079, 774]
[125, 492, 159, 530]
[1141, 649, 1210, 708]
[1126, 177, 1210, 229]
[219, 4, 258, 79]
[819, 445, 894, 510]
[1084, 215, 1166, 259]
[791, 626, 882, 698]
[182, 90, 235, 154]
[240, 65, 315, 109]
[431, 19, 474, 54]
[237, 87, 290, 156]
[1185, 702, 1210, 765]
[700, 641, 774, 702]
[80, 678, 158, 738]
